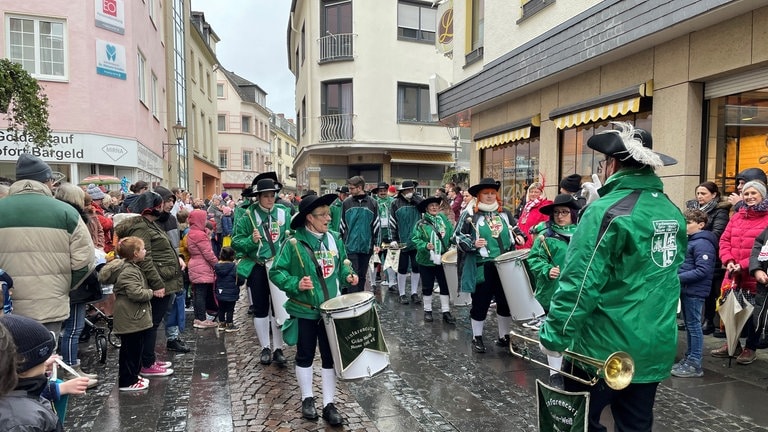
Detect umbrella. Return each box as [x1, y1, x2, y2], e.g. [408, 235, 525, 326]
[720, 290, 754, 357]
[78, 175, 122, 186]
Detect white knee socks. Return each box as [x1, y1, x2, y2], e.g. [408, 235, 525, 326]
[397, 273, 407, 296]
[497, 315, 512, 339]
[270, 315, 284, 349]
[410, 273, 420, 295]
[386, 268, 396, 285]
[423, 295, 432, 312]
[547, 355, 563, 376]
[440, 295, 451, 313]
[321, 368, 336, 407]
[471, 318, 484, 337]
[296, 366, 314, 399]
[254, 317, 270, 349]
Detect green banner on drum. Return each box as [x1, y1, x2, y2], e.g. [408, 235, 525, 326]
[332, 307, 388, 370]
[536, 380, 589, 432]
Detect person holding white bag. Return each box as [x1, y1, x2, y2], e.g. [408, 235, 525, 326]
[411, 196, 456, 324]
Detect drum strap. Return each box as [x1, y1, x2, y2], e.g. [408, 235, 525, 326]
[289, 298, 316, 310]
[298, 240, 332, 301]
[252, 210, 278, 257]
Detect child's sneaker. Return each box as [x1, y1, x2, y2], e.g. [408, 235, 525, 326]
[139, 364, 174, 377]
[153, 361, 172, 369]
[670, 361, 703, 378]
[119, 379, 149, 391]
[226, 323, 239, 333]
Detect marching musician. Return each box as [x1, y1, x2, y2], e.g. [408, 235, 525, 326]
[411, 196, 456, 324]
[455, 178, 524, 354]
[539, 122, 685, 431]
[371, 182, 396, 290]
[269, 194, 357, 426]
[231, 173, 291, 367]
[389, 180, 424, 305]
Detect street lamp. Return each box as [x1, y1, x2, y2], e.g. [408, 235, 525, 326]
[162, 120, 187, 158]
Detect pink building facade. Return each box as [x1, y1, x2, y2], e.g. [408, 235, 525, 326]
[0, 0, 168, 188]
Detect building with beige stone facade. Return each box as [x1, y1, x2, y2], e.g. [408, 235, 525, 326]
[439, 0, 768, 209]
[288, 0, 457, 195]
[216, 67, 273, 199]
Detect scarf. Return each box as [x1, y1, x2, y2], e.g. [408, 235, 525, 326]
[520, 198, 541, 223]
[693, 198, 718, 214]
[478, 201, 500, 213]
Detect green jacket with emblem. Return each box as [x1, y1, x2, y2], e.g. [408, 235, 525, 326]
[269, 229, 354, 320]
[527, 222, 577, 311]
[411, 213, 454, 267]
[539, 167, 686, 384]
[231, 203, 290, 278]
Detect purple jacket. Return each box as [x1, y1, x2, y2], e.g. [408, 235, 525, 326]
[187, 209, 218, 283]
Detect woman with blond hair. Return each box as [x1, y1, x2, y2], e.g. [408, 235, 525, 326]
[516, 182, 552, 249]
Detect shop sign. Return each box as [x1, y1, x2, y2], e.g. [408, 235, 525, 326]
[0, 130, 140, 166]
[95, 0, 125, 34]
[96, 39, 127, 80]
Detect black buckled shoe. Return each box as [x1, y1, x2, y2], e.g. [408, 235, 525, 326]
[424, 311, 433, 322]
[260, 347, 272, 365]
[302, 397, 318, 420]
[399, 295, 410, 305]
[322, 403, 343, 426]
[495, 334, 510, 347]
[273, 349, 287, 367]
[411, 294, 422, 304]
[166, 339, 191, 353]
[442, 311, 456, 324]
[472, 336, 486, 353]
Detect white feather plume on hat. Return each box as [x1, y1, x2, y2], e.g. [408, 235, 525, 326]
[608, 122, 663, 170]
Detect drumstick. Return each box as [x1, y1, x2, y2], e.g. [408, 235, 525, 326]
[343, 259, 356, 276]
[289, 238, 304, 269]
[246, 209, 261, 244]
[538, 234, 554, 264]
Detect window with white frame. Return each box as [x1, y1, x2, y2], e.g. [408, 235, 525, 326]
[217, 83, 224, 98]
[150, 72, 158, 117]
[397, 83, 431, 122]
[397, 1, 436, 43]
[7, 15, 67, 79]
[217, 114, 226, 131]
[218, 150, 228, 169]
[137, 51, 147, 104]
[243, 151, 253, 170]
[241, 116, 251, 133]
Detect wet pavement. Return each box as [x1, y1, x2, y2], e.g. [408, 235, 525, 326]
[65, 284, 768, 431]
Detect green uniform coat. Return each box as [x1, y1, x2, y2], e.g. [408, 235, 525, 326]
[411, 213, 454, 267]
[231, 203, 290, 278]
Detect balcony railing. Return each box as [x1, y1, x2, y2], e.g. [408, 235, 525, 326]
[318, 33, 354, 62]
[319, 113, 355, 142]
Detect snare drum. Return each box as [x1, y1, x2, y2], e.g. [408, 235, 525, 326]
[320, 292, 389, 380]
[265, 260, 289, 326]
[494, 249, 544, 322]
[441, 249, 471, 306]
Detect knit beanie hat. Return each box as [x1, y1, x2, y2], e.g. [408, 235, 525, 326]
[154, 185, 176, 203]
[86, 183, 105, 200]
[15, 153, 53, 183]
[0, 315, 56, 373]
[743, 180, 767, 199]
[559, 174, 582, 193]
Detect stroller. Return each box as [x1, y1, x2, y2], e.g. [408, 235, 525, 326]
[79, 296, 121, 363]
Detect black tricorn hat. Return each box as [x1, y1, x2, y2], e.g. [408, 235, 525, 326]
[290, 193, 337, 230]
[243, 172, 281, 197]
[540, 194, 581, 216]
[417, 196, 443, 213]
[336, 186, 350, 194]
[398, 180, 418, 191]
[250, 178, 282, 195]
[371, 181, 389, 193]
[587, 124, 676, 168]
[468, 178, 501, 196]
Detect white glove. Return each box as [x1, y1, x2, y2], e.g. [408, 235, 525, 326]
[390, 241, 398, 249]
[581, 174, 603, 205]
[539, 342, 562, 358]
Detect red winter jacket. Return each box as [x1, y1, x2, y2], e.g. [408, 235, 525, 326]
[517, 199, 552, 249]
[719, 204, 768, 294]
[187, 209, 218, 284]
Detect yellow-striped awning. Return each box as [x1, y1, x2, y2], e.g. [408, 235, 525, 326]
[389, 151, 454, 165]
[553, 97, 641, 129]
[476, 126, 531, 150]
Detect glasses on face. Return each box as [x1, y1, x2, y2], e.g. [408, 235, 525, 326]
[311, 211, 331, 218]
[553, 210, 571, 216]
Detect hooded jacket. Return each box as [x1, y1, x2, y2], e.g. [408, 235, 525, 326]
[539, 167, 686, 384]
[186, 209, 218, 284]
[679, 230, 718, 298]
[719, 200, 768, 294]
[214, 261, 239, 302]
[0, 376, 61, 432]
[0, 180, 94, 323]
[114, 216, 182, 295]
[98, 258, 153, 334]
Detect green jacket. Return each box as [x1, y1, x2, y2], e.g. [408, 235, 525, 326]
[411, 213, 454, 267]
[390, 195, 423, 250]
[340, 194, 379, 254]
[329, 198, 343, 233]
[98, 259, 154, 335]
[539, 167, 686, 384]
[269, 229, 354, 320]
[527, 223, 577, 311]
[231, 203, 290, 278]
[115, 216, 183, 295]
[374, 195, 394, 244]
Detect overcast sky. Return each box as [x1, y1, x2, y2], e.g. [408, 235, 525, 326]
[192, 0, 296, 119]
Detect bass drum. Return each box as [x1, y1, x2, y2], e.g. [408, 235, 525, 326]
[494, 249, 544, 322]
[441, 249, 471, 306]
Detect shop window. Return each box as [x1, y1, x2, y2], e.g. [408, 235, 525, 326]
[481, 136, 540, 212]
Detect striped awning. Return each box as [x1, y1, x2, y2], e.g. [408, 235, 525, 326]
[476, 126, 531, 150]
[550, 80, 653, 130]
[389, 151, 454, 165]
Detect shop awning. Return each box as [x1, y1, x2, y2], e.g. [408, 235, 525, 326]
[549, 80, 653, 129]
[389, 151, 454, 165]
[474, 114, 540, 150]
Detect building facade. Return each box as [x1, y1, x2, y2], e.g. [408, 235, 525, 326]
[1, 0, 169, 189]
[288, 0, 456, 195]
[216, 67, 273, 199]
[270, 113, 298, 192]
[187, 11, 220, 199]
[439, 0, 768, 209]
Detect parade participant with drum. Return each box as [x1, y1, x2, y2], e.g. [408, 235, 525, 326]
[390, 180, 424, 304]
[269, 194, 357, 426]
[231, 174, 291, 367]
[412, 196, 456, 324]
[539, 122, 685, 431]
[525, 193, 579, 388]
[455, 178, 523, 353]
